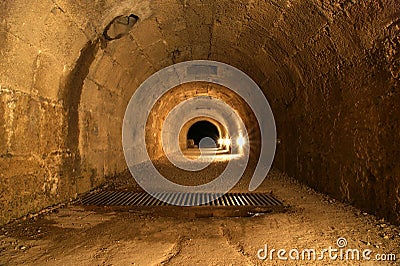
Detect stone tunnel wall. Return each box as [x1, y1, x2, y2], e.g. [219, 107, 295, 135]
[0, 0, 399, 225]
[270, 2, 400, 224]
[0, 0, 89, 224]
[0, 0, 149, 225]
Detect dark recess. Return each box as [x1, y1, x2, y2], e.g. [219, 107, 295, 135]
[187, 121, 220, 146]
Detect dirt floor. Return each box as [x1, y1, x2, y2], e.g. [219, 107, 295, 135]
[0, 159, 399, 265]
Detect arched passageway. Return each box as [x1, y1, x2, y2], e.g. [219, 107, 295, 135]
[0, 3, 399, 262]
[187, 120, 220, 147]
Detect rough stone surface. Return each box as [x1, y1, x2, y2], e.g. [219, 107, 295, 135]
[0, 0, 399, 225]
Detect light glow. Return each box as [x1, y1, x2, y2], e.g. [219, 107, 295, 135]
[218, 137, 231, 148]
[224, 138, 231, 147]
[237, 135, 245, 147]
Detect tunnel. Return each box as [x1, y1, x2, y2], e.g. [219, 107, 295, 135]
[0, 0, 399, 264]
[187, 120, 220, 147]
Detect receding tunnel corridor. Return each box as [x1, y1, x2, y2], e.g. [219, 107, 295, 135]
[187, 120, 220, 147]
[0, 0, 400, 265]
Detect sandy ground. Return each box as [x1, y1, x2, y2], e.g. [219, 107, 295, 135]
[0, 156, 399, 265]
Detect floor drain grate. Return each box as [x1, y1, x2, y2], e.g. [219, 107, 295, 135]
[77, 191, 283, 207]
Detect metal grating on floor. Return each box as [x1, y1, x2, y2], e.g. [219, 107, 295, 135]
[78, 191, 283, 207]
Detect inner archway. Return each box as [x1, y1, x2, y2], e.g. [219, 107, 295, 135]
[187, 121, 220, 148]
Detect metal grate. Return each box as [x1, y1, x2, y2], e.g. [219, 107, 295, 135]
[78, 191, 283, 207]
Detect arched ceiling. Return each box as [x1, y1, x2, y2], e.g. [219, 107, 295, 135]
[2, 0, 398, 103]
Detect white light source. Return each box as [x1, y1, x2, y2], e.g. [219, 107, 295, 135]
[224, 138, 231, 147]
[237, 135, 245, 147]
[218, 138, 224, 146]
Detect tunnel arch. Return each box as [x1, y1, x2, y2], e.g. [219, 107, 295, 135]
[0, 0, 399, 224]
[179, 117, 227, 150]
[145, 81, 261, 163]
[187, 120, 220, 147]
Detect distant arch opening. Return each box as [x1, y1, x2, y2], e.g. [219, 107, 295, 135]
[187, 121, 220, 148]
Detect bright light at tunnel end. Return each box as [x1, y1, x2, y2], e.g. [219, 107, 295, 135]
[122, 60, 277, 206]
[218, 137, 232, 149]
[237, 135, 245, 147]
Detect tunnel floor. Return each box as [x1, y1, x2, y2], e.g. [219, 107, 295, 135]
[1, 167, 399, 265]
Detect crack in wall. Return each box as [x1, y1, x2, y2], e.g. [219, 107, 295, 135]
[50, 0, 95, 40]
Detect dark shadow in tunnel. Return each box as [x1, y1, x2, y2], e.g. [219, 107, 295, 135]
[187, 121, 220, 148]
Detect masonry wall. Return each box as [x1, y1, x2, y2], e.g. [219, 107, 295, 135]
[270, 2, 400, 224]
[0, 0, 88, 224]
